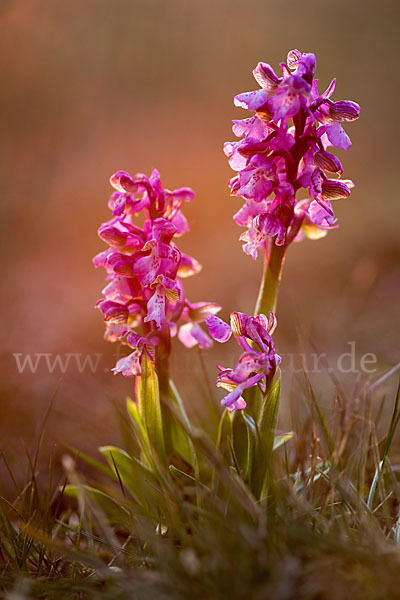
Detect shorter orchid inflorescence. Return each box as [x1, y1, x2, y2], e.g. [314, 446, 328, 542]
[206, 312, 280, 412]
[225, 49, 360, 258]
[94, 169, 220, 383]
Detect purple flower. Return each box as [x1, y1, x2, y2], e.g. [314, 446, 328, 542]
[267, 74, 310, 120]
[94, 170, 219, 377]
[178, 302, 222, 349]
[329, 100, 360, 122]
[144, 275, 180, 328]
[239, 225, 268, 260]
[322, 123, 352, 151]
[96, 299, 129, 324]
[233, 198, 268, 228]
[112, 333, 159, 377]
[226, 49, 360, 255]
[294, 199, 337, 241]
[234, 89, 270, 112]
[255, 213, 287, 246]
[206, 315, 232, 343]
[206, 311, 280, 412]
[235, 155, 278, 202]
[252, 62, 280, 91]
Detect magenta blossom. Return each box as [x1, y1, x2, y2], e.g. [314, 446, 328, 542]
[206, 311, 280, 412]
[94, 169, 219, 377]
[226, 49, 360, 259]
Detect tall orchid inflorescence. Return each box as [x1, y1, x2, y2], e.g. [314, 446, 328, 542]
[93, 169, 220, 391]
[225, 49, 360, 314]
[201, 49, 361, 412]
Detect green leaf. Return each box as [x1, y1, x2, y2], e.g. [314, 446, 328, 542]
[168, 464, 197, 485]
[137, 354, 166, 463]
[167, 414, 196, 468]
[307, 379, 335, 457]
[242, 385, 263, 421]
[164, 381, 198, 474]
[367, 381, 400, 509]
[63, 485, 130, 526]
[59, 443, 114, 478]
[212, 409, 233, 490]
[169, 380, 192, 432]
[232, 411, 257, 481]
[273, 432, 294, 451]
[216, 408, 233, 458]
[251, 377, 281, 499]
[126, 398, 153, 467]
[99, 446, 159, 510]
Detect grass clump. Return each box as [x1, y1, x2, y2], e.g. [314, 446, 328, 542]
[1, 365, 400, 599]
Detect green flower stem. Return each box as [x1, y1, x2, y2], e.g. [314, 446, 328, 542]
[254, 241, 287, 316]
[244, 242, 286, 421]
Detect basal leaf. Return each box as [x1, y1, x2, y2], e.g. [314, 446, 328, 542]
[99, 446, 159, 510]
[126, 398, 153, 467]
[137, 354, 166, 463]
[232, 411, 257, 482]
[63, 485, 130, 526]
[251, 377, 281, 499]
[164, 381, 198, 474]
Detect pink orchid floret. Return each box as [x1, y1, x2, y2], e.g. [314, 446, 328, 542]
[94, 169, 220, 376]
[226, 49, 360, 258]
[206, 311, 280, 412]
[178, 302, 222, 349]
[112, 332, 159, 377]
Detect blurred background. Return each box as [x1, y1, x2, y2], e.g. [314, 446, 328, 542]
[1, 0, 399, 491]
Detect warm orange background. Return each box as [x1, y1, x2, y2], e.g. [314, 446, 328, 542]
[1, 0, 399, 490]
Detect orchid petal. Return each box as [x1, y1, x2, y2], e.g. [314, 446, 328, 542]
[206, 316, 232, 343]
[325, 122, 352, 150]
[234, 89, 269, 111]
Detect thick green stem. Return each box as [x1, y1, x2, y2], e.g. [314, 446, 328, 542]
[244, 242, 286, 420]
[254, 242, 287, 316]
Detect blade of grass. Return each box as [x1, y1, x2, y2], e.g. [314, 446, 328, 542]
[367, 381, 400, 510]
[305, 372, 335, 458]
